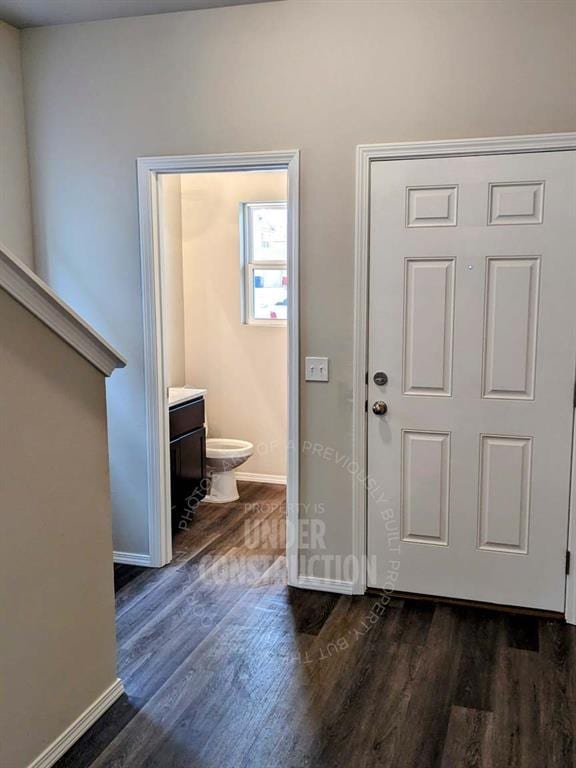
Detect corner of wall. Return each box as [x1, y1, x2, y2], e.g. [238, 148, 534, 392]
[0, 20, 35, 271]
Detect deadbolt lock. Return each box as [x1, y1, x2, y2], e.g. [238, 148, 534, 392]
[373, 371, 388, 386]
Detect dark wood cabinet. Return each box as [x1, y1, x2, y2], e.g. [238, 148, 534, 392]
[169, 397, 204, 439]
[169, 441, 180, 517]
[169, 397, 207, 530]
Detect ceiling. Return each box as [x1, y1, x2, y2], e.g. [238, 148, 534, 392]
[0, 0, 279, 28]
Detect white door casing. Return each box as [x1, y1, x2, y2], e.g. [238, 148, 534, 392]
[366, 150, 576, 612]
[136, 151, 299, 578]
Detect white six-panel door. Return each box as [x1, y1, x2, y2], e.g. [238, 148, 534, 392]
[367, 151, 576, 611]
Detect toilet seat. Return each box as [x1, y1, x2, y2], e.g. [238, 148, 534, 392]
[205, 438, 253, 459]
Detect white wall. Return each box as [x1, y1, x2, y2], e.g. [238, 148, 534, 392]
[0, 21, 34, 268]
[20, 0, 576, 564]
[180, 170, 287, 478]
[159, 173, 186, 387]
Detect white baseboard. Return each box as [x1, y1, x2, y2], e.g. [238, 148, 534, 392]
[113, 550, 153, 566]
[235, 472, 287, 485]
[296, 575, 355, 595]
[27, 678, 124, 768]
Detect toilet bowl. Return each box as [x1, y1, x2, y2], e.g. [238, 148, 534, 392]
[204, 438, 254, 503]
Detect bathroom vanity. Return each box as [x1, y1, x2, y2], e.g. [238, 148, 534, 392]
[168, 388, 207, 529]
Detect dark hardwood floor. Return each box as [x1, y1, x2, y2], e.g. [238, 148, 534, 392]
[57, 482, 576, 768]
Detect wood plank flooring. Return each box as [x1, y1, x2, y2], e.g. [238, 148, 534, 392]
[56, 482, 576, 768]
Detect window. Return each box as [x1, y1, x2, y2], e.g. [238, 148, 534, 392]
[241, 202, 288, 324]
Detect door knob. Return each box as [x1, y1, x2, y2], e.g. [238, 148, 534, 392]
[372, 401, 388, 416]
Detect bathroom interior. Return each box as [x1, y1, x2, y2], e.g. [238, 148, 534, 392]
[159, 169, 288, 535]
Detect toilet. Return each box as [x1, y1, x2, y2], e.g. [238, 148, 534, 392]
[204, 437, 254, 503]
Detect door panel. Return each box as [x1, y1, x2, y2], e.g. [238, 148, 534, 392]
[403, 258, 455, 396]
[406, 185, 458, 227]
[478, 434, 532, 553]
[482, 256, 540, 399]
[367, 151, 576, 611]
[401, 430, 450, 546]
[488, 181, 544, 225]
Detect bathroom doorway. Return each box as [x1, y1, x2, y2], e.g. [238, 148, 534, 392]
[137, 152, 299, 582]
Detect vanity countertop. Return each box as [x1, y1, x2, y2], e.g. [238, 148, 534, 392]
[168, 387, 207, 408]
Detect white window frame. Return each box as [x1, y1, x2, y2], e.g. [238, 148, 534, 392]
[241, 201, 288, 326]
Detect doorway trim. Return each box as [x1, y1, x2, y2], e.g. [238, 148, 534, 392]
[352, 132, 576, 622]
[137, 150, 299, 583]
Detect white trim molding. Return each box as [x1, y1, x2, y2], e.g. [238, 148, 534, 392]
[353, 132, 576, 613]
[566, 422, 576, 625]
[0, 244, 126, 377]
[113, 550, 153, 566]
[26, 678, 124, 768]
[235, 472, 287, 485]
[137, 151, 300, 577]
[296, 575, 355, 595]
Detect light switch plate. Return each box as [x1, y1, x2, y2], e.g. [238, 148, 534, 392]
[305, 356, 329, 382]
